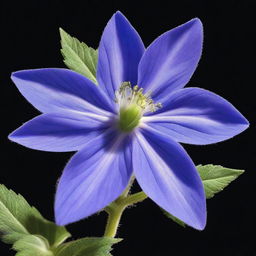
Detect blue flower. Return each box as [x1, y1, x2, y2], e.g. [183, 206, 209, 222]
[9, 12, 248, 230]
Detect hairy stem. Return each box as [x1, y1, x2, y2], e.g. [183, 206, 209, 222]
[120, 176, 135, 198]
[104, 191, 148, 238]
[123, 191, 148, 206]
[104, 205, 125, 238]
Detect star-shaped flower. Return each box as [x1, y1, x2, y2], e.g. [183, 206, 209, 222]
[9, 12, 248, 230]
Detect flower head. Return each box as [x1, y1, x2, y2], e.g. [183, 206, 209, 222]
[9, 12, 249, 230]
[116, 82, 162, 132]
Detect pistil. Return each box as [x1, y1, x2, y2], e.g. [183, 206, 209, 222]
[115, 82, 162, 132]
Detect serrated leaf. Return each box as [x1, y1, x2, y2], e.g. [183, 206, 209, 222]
[197, 164, 244, 199]
[54, 237, 121, 256]
[162, 165, 244, 227]
[60, 28, 98, 83]
[13, 235, 53, 256]
[0, 184, 70, 246]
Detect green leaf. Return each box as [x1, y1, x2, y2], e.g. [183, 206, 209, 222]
[54, 237, 121, 256]
[197, 164, 244, 199]
[60, 28, 98, 83]
[161, 165, 244, 227]
[13, 235, 54, 256]
[0, 184, 70, 247]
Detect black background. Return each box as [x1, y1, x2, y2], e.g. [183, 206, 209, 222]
[0, 0, 255, 255]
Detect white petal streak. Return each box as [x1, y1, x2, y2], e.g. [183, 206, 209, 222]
[57, 91, 113, 117]
[142, 115, 221, 127]
[135, 132, 195, 215]
[67, 109, 113, 122]
[55, 128, 132, 225]
[71, 134, 126, 208]
[133, 129, 206, 229]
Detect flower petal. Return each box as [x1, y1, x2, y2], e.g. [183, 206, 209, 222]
[143, 88, 249, 145]
[138, 18, 203, 103]
[97, 11, 145, 101]
[55, 129, 132, 225]
[133, 128, 206, 230]
[9, 111, 111, 152]
[11, 68, 114, 115]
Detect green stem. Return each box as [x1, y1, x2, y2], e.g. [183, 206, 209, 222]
[104, 205, 125, 238]
[123, 191, 148, 206]
[104, 191, 148, 238]
[120, 176, 135, 198]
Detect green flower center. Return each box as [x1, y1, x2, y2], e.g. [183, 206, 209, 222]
[119, 104, 142, 132]
[115, 82, 162, 132]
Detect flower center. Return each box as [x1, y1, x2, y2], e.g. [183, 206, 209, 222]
[115, 82, 162, 132]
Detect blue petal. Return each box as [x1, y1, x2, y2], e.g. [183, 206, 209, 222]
[138, 18, 203, 103]
[97, 11, 145, 101]
[143, 88, 249, 145]
[55, 130, 132, 225]
[133, 128, 206, 230]
[11, 68, 114, 114]
[9, 111, 111, 152]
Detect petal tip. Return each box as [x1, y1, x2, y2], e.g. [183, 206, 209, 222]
[183, 18, 203, 34]
[240, 122, 250, 135]
[11, 69, 29, 79]
[115, 10, 123, 15]
[114, 10, 129, 23]
[188, 200, 207, 230]
[191, 17, 202, 24]
[10, 71, 20, 81]
[234, 112, 250, 133]
[194, 213, 207, 231]
[10, 69, 38, 85]
[186, 17, 203, 30]
[195, 222, 206, 231]
[242, 117, 250, 127]
[8, 131, 17, 142]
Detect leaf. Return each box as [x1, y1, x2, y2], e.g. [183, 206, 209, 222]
[60, 28, 98, 83]
[54, 237, 121, 256]
[13, 235, 53, 256]
[197, 164, 244, 199]
[0, 184, 70, 247]
[161, 165, 244, 227]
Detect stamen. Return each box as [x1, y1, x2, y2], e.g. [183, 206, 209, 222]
[115, 82, 162, 115]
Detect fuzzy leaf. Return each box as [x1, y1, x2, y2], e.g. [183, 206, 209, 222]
[13, 235, 53, 256]
[197, 164, 244, 199]
[0, 184, 70, 247]
[54, 237, 121, 256]
[162, 165, 244, 227]
[60, 28, 98, 83]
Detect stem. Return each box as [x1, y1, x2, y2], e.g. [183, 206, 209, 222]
[120, 176, 135, 198]
[104, 205, 125, 238]
[104, 191, 148, 238]
[123, 191, 148, 206]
